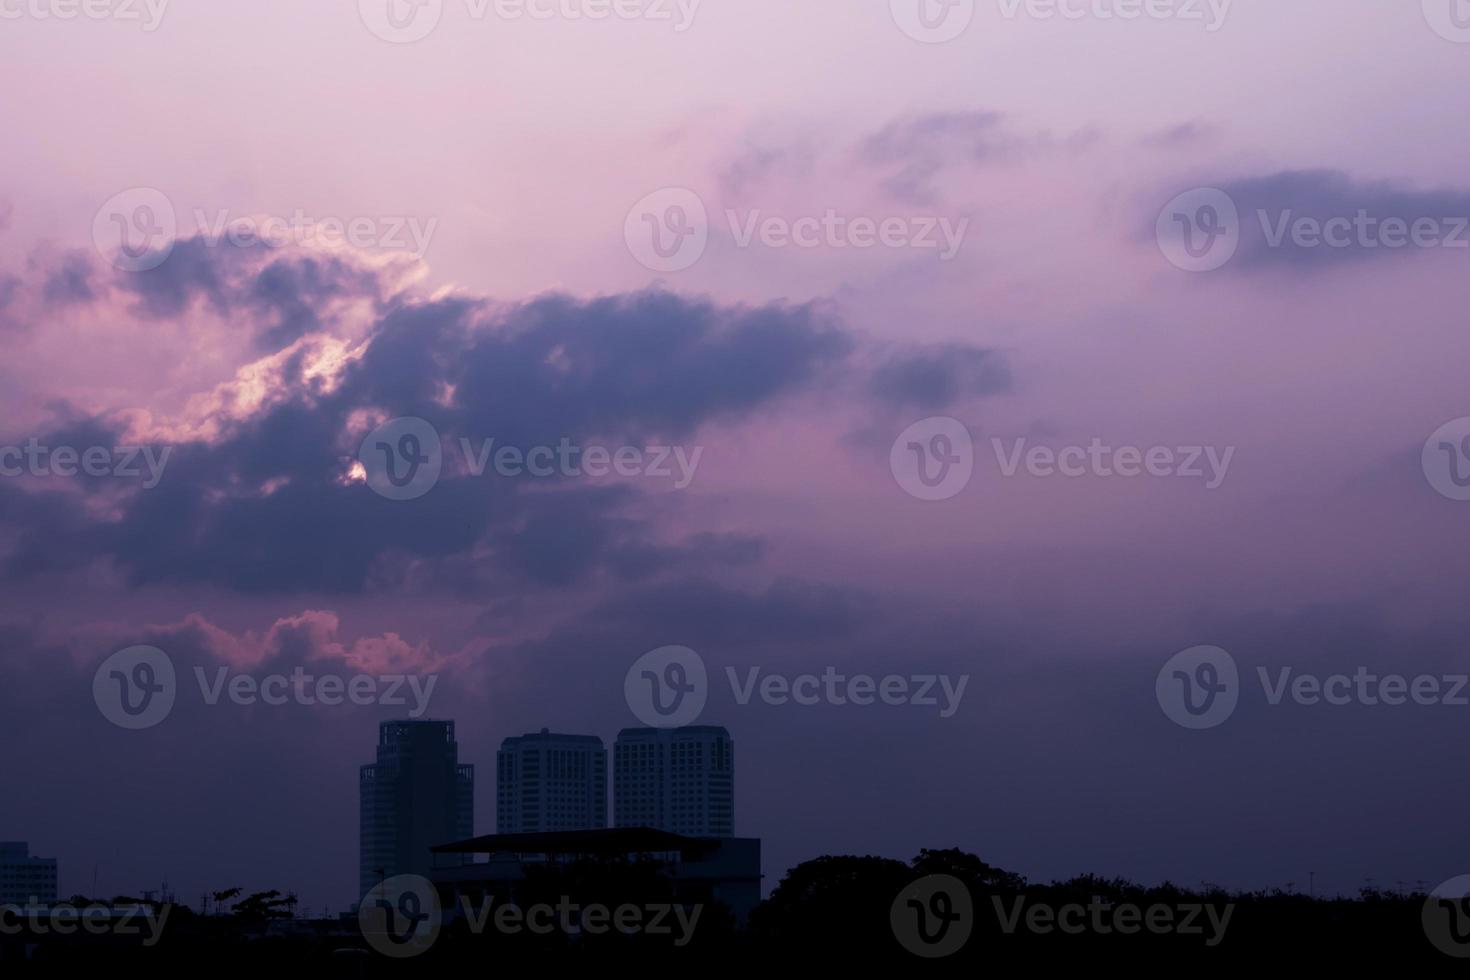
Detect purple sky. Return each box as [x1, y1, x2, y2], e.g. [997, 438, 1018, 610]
[3, 1, 1470, 913]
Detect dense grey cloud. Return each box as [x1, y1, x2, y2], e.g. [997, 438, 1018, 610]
[0, 241, 1007, 597]
[869, 344, 1012, 413]
[1212, 169, 1470, 270]
[39, 249, 98, 306]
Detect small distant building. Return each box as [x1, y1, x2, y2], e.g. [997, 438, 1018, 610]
[497, 730, 607, 834]
[429, 827, 761, 925]
[614, 727, 734, 837]
[360, 720, 474, 900]
[0, 843, 57, 905]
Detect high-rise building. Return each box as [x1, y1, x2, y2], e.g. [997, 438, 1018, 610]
[0, 842, 58, 905]
[360, 720, 474, 900]
[496, 730, 607, 833]
[613, 726, 734, 837]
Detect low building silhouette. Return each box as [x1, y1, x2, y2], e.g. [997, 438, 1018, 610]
[0, 843, 57, 905]
[428, 827, 761, 925]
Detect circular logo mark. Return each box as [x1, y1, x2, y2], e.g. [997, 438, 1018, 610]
[359, 0, 443, 43]
[93, 188, 177, 273]
[1156, 645, 1238, 730]
[891, 874, 974, 957]
[1423, 0, 1470, 43]
[624, 188, 708, 273]
[360, 874, 441, 958]
[890, 0, 975, 43]
[1422, 417, 1470, 501]
[93, 645, 177, 730]
[625, 645, 708, 728]
[359, 417, 442, 501]
[1425, 875, 1470, 957]
[1156, 187, 1239, 273]
[890, 417, 974, 501]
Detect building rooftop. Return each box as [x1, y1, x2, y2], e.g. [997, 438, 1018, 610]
[431, 827, 723, 859]
[500, 729, 605, 746]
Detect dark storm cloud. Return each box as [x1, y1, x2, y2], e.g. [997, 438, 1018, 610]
[0, 240, 1001, 597]
[119, 235, 237, 318]
[869, 344, 1013, 413]
[247, 253, 382, 349]
[39, 249, 99, 305]
[1212, 169, 1470, 270]
[109, 235, 381, 352]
